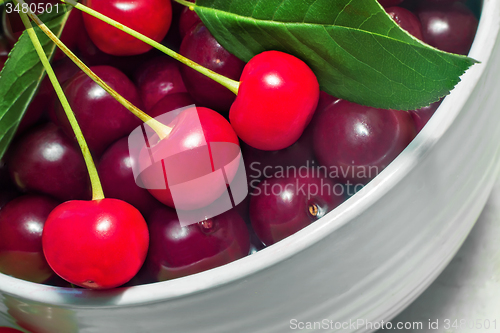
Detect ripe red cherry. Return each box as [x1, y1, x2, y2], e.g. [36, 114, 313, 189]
[42, 198, 149, 289]
[386, 6, 424, 40]
[98, 137, 162, 218]
[8, 123, 91, 201]
[242, 127, 315, 183]
[179, 6, 202, 39]
[180, 23, 246, 113]
[145, 207, 250, 281]
[230, 51, 320, 151]
[249, 171, 345, 246]
[411, 100, 441, 132]
[148, 93, 195, 118]
[417, 2, 478, 55]
[134, 56, 187, 110]
[56, 66, 142, 156]
[313, 100, 417, 184]
[82, 0, 172, 56]
[0, 195, 59, 283]
[139, 106, 240, 210]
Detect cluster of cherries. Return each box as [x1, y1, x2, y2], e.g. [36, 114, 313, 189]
[0, 0, 479, 298]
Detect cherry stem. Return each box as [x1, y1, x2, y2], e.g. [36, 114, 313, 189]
[18, 5, 172, 141]
[15, 5, 105, 200]
[61, 0, 240, 95]
[174, 0, 196, 8]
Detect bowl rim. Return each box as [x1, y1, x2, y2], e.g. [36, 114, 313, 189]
[0, 0, 498, 308]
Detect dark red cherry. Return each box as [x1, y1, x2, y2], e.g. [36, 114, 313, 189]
[148, 93, 195, 118]
[378, 0, 404, 7]
[139, 106, 240, 210]
[242, 126, 315, 183]
[179, 23, 246, 113]
[0, 195, 59, 283]
[42, 198, 149, 289]
[179, 6, 201, 39]
[56, 66, 142, 156]
[313, 100, 417, 184]
[242, 93, 337, 183]
[8, 123, 91, 201]
[145, 207, 250, 281]
[76, 26, 114, 66]
[82, 0, 172, 56]
[316, 91, 342, 116]
[386, 6, 424, 40]
[134, 56, 187, 110]
[417, 2, 478, 55]
[98, 137, 162, 218]
[230, 51, 320, 151]
[411, 100, 441, 132]
[249, 171, 345, 246]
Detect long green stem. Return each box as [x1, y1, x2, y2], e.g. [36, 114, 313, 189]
[16, 7, 105, 200]
[19, 4, 171, 140]
[61, 0, 240, 95]
[174, 0, 196, 8]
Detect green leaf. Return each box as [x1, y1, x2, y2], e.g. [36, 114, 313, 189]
[0, 7, 71, 161]
[194, 0, 477, 110]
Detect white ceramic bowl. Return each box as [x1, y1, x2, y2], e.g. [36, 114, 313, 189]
[1, 2, 500, 332]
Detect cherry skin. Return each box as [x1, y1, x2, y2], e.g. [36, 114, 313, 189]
[179, 6, 202, 39]
[98, 137, 162, 218]
[249, 171, 345, 246]
[82, 0, 172, 56]
[139, 106, 240, 210]
[148, 93, 195, 118]
[316, 91, 342, 116]
[242, 128, 315, 183]
[386, 6, 424, 40]
[145, 207, 250, 281]
[417, 2, 478, 55]
[180, 23, 246, 113]
[242, 92, 339, 183]
[230, 51, 320, 151]
[134, 56, 187, 110]
[42, 198, 149, 289]
[313, 100, 417, 184]
[411, 100, 441, 133]
[56, 66, 142, 156]
[0, 195, 59, 283]
[8, 123, 91, 201]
